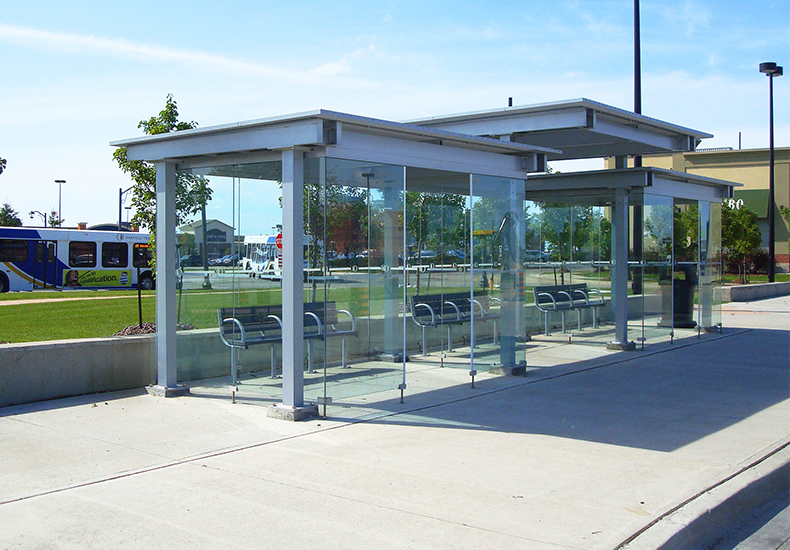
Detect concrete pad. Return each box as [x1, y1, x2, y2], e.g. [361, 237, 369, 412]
[0, 297, 788, 549]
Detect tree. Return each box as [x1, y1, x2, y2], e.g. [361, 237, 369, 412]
[721, 202, 762, 283]
[113, 94, 212, 243]
[0, 203, 23, 227]
[48, 211, 64, 228]
[0, 157, 6, 176]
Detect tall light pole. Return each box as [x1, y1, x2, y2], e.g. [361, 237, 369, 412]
[55, 180, 65, 227]
[759, 62, 783, 283]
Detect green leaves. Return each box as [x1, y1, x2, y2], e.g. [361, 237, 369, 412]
[113, 94, 213, 234]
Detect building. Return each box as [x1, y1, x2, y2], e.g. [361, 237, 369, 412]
[607, 147, 790, 271]
[178, 219, 235, 261]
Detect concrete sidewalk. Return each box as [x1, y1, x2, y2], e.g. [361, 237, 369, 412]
[1, 297, 788, 549]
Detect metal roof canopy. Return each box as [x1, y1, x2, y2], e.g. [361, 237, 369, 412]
[524, 167, 738, 206]
[408, 98, 713, 161]
[111, 109, 559, 179]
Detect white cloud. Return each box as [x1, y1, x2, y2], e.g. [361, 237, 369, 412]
[0, 24, 288, 78]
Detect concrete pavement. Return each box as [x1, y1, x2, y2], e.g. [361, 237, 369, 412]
[1, 296, 788, 549]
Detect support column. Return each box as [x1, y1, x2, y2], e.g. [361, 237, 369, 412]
[269, 148, 317, 421]
[608, 188, 636, 351]
[147, 161, 189, 397]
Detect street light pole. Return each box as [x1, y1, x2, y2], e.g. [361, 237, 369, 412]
[55, 180, 65, 227]
[759, 62, 783, 283]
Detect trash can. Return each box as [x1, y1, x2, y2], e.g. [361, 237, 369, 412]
[661, 264, 697, 328]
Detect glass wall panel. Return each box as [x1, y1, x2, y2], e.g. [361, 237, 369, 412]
[471, 175, 526, 370]
[709, 201, 723, 330]
[699, 201, 722, 331]
[523, 199, 613, 340]
[674, 199, 700, 335]
[641, 193, 674, 344]
[405, 169, 472, 365]
[174, 162, 283, 403]
[307, 158, 406, 405]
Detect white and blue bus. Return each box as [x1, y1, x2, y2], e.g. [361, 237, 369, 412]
[0, 227, 154, 292]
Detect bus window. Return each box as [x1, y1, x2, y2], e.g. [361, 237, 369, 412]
[69, 241, 97, 267]
[133, 243, 151, 268]
[0, 239, 28, 262]
[102, 242, 128, 268]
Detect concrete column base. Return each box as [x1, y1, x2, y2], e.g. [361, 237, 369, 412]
[488, 364, 527, 376]
[376, 353, 409, 363]
[267, 403, 319, 422]
[146, 384, 190, 397]
[606, 341, 637, 351]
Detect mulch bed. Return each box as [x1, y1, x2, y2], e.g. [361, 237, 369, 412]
[114, 323, 196, 336]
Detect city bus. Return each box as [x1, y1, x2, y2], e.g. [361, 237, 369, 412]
[242, 233, 312, 279]
[0, 227, 154, 292]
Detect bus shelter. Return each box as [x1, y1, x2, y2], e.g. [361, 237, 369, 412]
[112, 100, 735, 420]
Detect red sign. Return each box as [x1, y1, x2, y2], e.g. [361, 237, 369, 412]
[275, 233, 283, 250]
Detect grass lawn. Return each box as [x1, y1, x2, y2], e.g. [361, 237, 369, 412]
[1, 272, 784, 344]
[0, 294, 157, 343]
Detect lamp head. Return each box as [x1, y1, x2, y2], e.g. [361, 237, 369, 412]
[760, 62, 784, 76]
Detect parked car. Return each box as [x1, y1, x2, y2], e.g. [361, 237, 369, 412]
[180, 254, 202, 267]
[222, 254, 240, 266]
[524, 250, 549, 262]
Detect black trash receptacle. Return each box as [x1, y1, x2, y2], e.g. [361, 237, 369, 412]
[659, 264, 698, 328]
[672, 264, 697, 328]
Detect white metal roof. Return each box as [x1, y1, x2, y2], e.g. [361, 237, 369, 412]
[407, 98, 713, 161]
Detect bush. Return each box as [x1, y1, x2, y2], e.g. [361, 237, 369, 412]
[724, 249, 769, 275]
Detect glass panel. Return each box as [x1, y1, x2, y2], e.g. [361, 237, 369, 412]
[471, 175, 526, 371]
[642, 193, 674, 344]
[699, 201, 722, 331]
[308, 158, 406, 405]
[709, 201, 723, 330]
[405, 169, 471, 367]
[174, 162, 283, 405]
[674, 200, 700, 335]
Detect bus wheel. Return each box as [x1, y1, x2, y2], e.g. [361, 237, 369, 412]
[0, 273, 8, 293]
[139, 274, 155, 291]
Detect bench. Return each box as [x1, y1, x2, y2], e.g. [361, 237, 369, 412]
[303, 301, 358, 371]
[409, 291, 500, 354]
[533, 284, 604, 335]
[218, 301, 357, 382]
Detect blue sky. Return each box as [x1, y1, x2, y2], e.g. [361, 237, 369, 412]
[1, 0, 787, 234]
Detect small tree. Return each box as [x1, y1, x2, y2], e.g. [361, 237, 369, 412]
[0, 157, 6, 176]
[721, 202, 762, 283]
[113, 94, 212, 264]
[0, 203, 23, 227]
[48, 211, 64, 227]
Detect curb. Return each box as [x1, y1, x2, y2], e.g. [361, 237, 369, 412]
[618, 441, 790, 550]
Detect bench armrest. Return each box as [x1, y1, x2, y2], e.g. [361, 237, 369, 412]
[444, 300, 462, 320]
[219, 317, 248, 349]
[572, 289, 590, 305]
[471, 298, 485, 318]
[411, 303, 437, 326]
[267, 314, 284, 331]
[587, 288, 605, 305]
[304, 311, 323, 336]
[535, 291, 557, 312]
[337, 309, 357, 333]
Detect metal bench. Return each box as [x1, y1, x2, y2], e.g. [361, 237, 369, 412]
[409, 291, 499, 354]
[218, 301, 357, 381]
[533, 283, 604, 335]
[303, 301, 357, 371]
[218, 305, 283, 382]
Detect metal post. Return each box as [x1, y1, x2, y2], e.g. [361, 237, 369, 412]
[759, 62, 783, 282]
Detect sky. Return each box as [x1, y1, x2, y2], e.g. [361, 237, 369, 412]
[1, 0, 788, 235]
